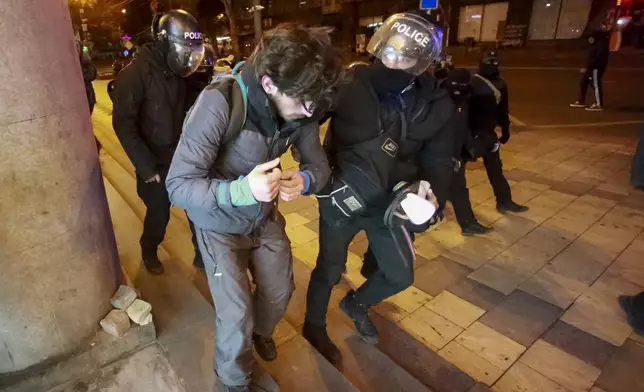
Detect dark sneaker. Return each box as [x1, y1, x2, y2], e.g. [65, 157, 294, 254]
[142, 247, 164, 275]
[253, 333, 277, 362]
[302, 322, 342, 364]
[223, 385, 250, 392]
[497, 201, 529, 214]
[339, 290, 379, 345]
[193, 255, 205, 270]
[462, 221, 494, 236]
[586, 103, 603, 111]
[618, 295, 644, 336]
[569, 101, 586, 108]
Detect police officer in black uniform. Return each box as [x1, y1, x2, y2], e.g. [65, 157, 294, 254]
[112, 10, 205, 274]
[449, 51, 528, 237]
[303, 12, 456, 363]
[440, 66, 495, 235]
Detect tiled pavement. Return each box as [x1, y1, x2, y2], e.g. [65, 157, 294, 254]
[93, 88, 644, 391]
[278, 127, 644, 392]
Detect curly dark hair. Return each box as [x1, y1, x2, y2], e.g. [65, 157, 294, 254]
[249, 23, 345, 110]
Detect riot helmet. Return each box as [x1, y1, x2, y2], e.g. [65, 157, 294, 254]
[156, 10, 205, 77]
[367, 12, 443, 75]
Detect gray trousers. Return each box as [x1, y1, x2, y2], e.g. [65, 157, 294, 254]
[196, 213, 294, 387]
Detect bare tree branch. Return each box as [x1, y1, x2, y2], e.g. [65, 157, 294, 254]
[220, 0, 241, 58]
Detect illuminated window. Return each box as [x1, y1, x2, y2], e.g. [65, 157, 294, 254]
[458, 5, 484, 41]
[556, 0, 592, 39]
[529, 0, 562, 39]
[458, 3, 509, 42]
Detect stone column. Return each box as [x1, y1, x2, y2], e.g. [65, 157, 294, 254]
[0, 0, 119, 374]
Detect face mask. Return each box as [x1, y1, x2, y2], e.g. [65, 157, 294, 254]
[372, 59, 415, 93]
[434, 67, 449, 80]
[479, 63, 499, 78]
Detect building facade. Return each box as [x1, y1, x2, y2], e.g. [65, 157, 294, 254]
[450, 0, 605, 45]
[232, 0, 641, 55]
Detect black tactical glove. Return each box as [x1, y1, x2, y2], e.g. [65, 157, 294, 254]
[499, 127, 510, 144]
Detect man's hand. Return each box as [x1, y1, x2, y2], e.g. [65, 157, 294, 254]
[248, 158, 282, 202]
[146, 174, 161, 183]
[416, 180, 439, 210]
[279, 171, 305, 201]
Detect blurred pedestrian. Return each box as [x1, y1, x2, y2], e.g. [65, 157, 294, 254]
[78, 43, 97, 114]
[570, 22, 611, 111]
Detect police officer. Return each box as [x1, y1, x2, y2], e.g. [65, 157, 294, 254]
[450, 50, 528, 232]
[440, 67, 495, 235]
[303, 12, 456, 363]
[112, 10, 205, 274]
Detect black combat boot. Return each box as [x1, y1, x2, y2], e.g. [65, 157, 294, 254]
[461, 221, 494, 236]
[497, 200, 529, 214]
[302, 321, 342, 364]
[339, 290, 379, 344]
[141, 246, 164, 275]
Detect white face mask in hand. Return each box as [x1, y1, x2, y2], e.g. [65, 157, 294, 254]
[391, 180, 437, 225]
[399, 193, 436, 225]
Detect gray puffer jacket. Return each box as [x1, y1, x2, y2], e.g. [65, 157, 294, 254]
[166, 67, 330, 235]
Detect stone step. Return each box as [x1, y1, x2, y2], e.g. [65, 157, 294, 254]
[287, 259, 433, 392]
[104, 178, 226, 392]
[335, 247, 484, 392]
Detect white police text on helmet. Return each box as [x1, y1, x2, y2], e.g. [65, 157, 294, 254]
[184, 32, 202, 40]
[391, 22, 430, 48]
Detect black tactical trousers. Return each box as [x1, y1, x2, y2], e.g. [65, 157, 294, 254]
[136, 170, 202, 263]
[450, 150, 512, 228]
[305, 200, 415, 327]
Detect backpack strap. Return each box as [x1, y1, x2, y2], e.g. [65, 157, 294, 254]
[220, 61, 248, 145]
[474, 74, 502, 105]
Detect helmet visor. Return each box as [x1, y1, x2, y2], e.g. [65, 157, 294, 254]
[367, 13, 442, 75]
[168, 42, 205, 77]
